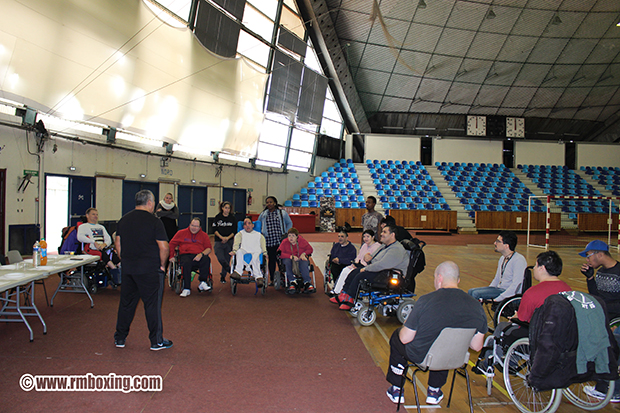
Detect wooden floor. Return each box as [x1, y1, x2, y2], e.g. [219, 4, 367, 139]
[310, 235, 620, 413]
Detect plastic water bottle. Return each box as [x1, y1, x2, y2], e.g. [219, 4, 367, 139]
[33, 241, 40, 267]
[40, 238, 48, 266]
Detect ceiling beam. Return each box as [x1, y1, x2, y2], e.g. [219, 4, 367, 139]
[296, 0, 370, 134]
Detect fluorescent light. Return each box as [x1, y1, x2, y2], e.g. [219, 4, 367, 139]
[116, 131, 164, 148]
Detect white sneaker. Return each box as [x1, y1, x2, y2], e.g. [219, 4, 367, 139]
[583, 385, 607, 400]
[198, 281, 211, 292]
[180, 289, 191, 297]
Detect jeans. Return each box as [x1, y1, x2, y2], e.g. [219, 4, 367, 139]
[282, 258, 311, 284]
[468, 286, 505, 301]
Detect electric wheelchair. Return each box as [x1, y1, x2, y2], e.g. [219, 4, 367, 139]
[351, 238, 426, 327]
[229, 220, 267, 296]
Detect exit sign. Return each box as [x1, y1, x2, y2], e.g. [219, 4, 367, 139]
[24, 169, 38, 176]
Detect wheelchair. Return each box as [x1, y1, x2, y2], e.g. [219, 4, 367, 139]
[229, 220, 267, 296]
[273, 250, 316, 295]
[480, 265, 533, 332]
[350, 238, 426, 327]
[80, 246, 120, 294]
[167, 246, 213, 294]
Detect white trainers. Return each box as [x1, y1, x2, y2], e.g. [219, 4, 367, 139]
[198, 281, 212, 292]
[180, 289, 191, 297]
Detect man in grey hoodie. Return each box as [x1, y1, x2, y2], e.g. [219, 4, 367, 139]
[336, 224, 409, 310]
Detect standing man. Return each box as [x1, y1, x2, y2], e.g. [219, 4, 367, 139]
[114, 190, 172, 351]
[362, 196, 383, 242]
[385, 261, 487, 405]
[169, 217, 213, 297]
[580, 239, 620, 319]
[468, 231, 527, 303]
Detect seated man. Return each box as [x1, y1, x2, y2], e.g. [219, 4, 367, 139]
[475, 251, 572, 374]
[327, 230, 357, 282]
[385, 261, 487, 405]
[580, 240, 620, 320]
[278, 227, 315, 293]
[230, 217, 267, 287]
[336, 224, 409, 310]
[468, 231, 527, 303]
[168, 217, 213, 297]
[77, 207, 120, 272]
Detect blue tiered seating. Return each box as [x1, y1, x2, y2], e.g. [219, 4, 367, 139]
[285, 160, 365, 209]
[369, 160, 450, 211]
[520, 165, 616, 214]
[438, 162, 539, 214]
[579, 166, 620, 213]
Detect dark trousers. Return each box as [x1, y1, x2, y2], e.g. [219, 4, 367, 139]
[330, 262, 347, 282]
[267, 245, 279, 282]
[115, 270, 164, 346]
[343, 268, 386, 297]
[179, 254, 211, 290]
[387, 329, 448, 389]
[214, 240, 233, 278]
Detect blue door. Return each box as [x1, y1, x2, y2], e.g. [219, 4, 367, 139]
[122, 181, 159, 216]
[222, 188, 247, 223]
[69, 176, 96, 225]
[177, 186, 207, 231]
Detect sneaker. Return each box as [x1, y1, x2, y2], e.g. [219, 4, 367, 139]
[386, 385, 405, 404]
[198, 281, 212, 292]
[230, 272, 242, 280]
[287, 284, 297, 294]
[180, 289, 191, 297]
[255, 277, 264, 287]
[339, 300, 354, 311]
[115, 338, 125, 348]
[329, 296, 340, 304]
[426, 388, 444, 405]
[220, 277, 227, 284]
[150, 339, 173, 351]
[583, 385, 608, 400]
[304, 283, 316, 294]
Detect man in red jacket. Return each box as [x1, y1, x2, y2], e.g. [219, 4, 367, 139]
[169, 218, 212, 297]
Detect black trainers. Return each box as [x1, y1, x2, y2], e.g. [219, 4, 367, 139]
[115, 338, 126, 348]
[386, 385, 405, 404]
[150, 339, 173, 351]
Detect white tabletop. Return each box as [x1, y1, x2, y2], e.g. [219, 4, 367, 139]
[0, 254, 100, 293]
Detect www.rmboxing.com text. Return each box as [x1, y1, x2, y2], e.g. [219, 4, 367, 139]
[20, 373, 163, 393]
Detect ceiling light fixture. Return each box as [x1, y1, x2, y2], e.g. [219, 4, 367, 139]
[486, 8, 496, 19]
[418, 0, 427, 9]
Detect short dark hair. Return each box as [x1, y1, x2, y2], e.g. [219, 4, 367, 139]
[191, 217, 202, 224]
[381, 215, 396, 226]
[384, 224, 398, 236]
[339, 230, 348, 237]
[287, 227, 299, 236]
[366, 196, 377, 204]
[85, 207, 97, 215]
[362, 229, 375, 238]
[135, 189, 154, 206]
[536, 250, 562, 276]
[244, 216, 253, 223]
[499, 231, 518, 252]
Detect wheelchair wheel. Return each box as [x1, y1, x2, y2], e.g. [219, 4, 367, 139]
[173, 274, 182, 295]
[350, 301, 363, 317]
[231, 279, 237, 296]
[610, 317, 620, 332]
[274, 271, 282, 290]
[494, 295, 522, 328]
[563, 381, 614, 410]
[396, 298, 415, 324]
[503, 338, 561, 413]
[167, 264, 174, 288]
[87, 280, 98, 295]
[357, 305, 376, 327]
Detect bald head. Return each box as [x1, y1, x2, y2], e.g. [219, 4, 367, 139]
[434, 261, 460, 289]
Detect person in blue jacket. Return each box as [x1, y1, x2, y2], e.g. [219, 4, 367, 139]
[258, 196, 292, 285]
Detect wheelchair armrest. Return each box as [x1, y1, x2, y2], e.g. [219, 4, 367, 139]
[510, 318, 529, 329]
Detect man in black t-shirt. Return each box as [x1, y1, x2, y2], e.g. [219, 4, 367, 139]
[385, 261, 487, 405]
[114, 189, 172, 351]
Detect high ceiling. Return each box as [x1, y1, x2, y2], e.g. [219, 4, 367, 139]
[298, 0, 620, 142]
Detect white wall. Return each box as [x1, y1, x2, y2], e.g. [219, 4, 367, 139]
[515, 141, 565, 166]
[0, 124, 319, 245]
[577, 143, 620, 168]
[364, 135, 420, 162]
[433, 138, 502, 164]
